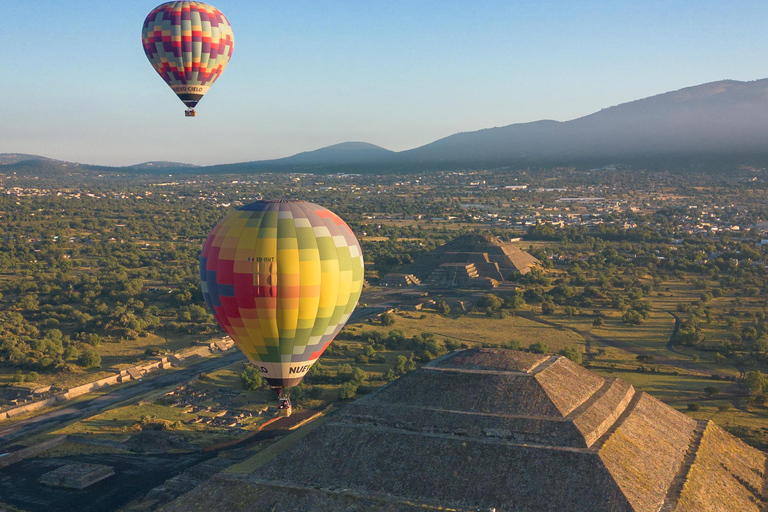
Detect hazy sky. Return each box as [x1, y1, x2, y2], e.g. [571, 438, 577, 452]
[2, 0, 767, 166]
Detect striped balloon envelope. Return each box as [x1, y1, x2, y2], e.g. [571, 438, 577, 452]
[200, 200, 364, 389]
[141, 1, 234, 113]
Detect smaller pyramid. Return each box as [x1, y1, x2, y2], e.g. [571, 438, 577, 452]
[401, 234, 541, 286]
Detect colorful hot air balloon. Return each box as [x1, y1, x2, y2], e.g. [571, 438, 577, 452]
[200, 200, 364, 410]
[141, 1, 234, 117]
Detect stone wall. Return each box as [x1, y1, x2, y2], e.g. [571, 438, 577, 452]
[0, 435, 67, 469]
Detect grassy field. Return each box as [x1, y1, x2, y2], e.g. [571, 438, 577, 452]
[591, 369, 732, 402]
[347, 310, 586, 354]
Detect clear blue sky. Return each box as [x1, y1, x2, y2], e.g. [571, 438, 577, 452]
[2, 0, 766, 166]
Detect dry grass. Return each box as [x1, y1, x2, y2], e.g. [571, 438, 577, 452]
[349, 310, 586, 353]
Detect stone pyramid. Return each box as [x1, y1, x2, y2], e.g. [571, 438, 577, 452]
[163, 349, 767, 512]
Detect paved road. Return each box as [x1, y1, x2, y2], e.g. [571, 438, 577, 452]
[665, 311, 685, 356]
[0, 349, 246, 449]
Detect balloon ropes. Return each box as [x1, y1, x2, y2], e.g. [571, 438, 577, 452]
[141, 1, 234, 117]
[200, 200, 364, 405]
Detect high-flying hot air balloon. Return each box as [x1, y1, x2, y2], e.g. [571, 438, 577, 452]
[141, 1, 234, 117]
[200, 200, 364, 415]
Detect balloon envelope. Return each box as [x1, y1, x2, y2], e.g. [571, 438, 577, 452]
[142, 1, 234, 109]
[200, 200, 364, 388]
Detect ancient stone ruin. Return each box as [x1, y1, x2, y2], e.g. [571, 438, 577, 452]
[39, 463, 115, 489]
[162, 348, 767, 512]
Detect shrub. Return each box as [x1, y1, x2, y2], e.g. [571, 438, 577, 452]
[380, 311, 396, 326]
[78, 348, 101, 368]
[559, 347, 583, 364]
[502, 339, 522, 350]
[622, 309, 643, 325]
[240, 365, 264, 390]
[435, 301, 451, 316]
[339, 381, 358, 400]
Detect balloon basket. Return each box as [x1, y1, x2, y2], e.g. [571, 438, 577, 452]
[277, 388, 292, 417]
[185, 109, 197, 117]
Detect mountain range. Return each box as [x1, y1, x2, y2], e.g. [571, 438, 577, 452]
[6, 78, 768, 175]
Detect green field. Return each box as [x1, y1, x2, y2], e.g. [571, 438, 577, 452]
[347, 310, 586, 353]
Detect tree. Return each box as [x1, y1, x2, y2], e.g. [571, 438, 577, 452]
[78, 348, 101, 368]
[339, 381, 358, 399]
[504, 294, 525, 309]
[478, 294, 502, 311]
[240, 365, 264, 390]
[745, 370, 767, 397]
[541, 301, 556, 315]
[352, 367, 368, 383]
[559, 347, 583, 364]
[18, 293, 39, 312]
[703, 386, 718, 397]
[755, 335, 768, 354]
[394, 355, 407, 375]
[338, 363, 353, 378]
[622, 309, 643, 325]
[435, 300, 450, 316]
[502, 339, 522, 350]
[381, 311, 396, 326]
[529, 342, 548, 354]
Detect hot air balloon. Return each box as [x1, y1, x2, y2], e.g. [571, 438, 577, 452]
[200, 200, 364, 415]
[141, 1, 234, 117]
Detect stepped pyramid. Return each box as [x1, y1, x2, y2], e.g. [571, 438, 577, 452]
[401, 234, 541, 284]
[163, 349, 767, 512]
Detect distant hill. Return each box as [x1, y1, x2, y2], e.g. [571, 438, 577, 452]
[0, 157, 113, 178]
[0, 154, 60, 165]
[200, 142, 397, 174]
[0, 156, 195, 178]
[9, 78, 768, 174]
[275, 142, 395, 165]
[400, 79, 768, 169]
[128, 161, 198, 170]
[197, 78, 768, 173]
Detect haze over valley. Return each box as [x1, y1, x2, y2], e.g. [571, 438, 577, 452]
[7, 79, 768, 175]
